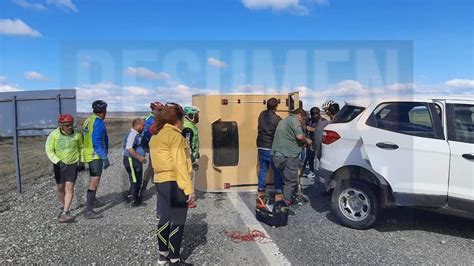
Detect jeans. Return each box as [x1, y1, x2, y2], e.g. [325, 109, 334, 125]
[257, 149, 283, 193]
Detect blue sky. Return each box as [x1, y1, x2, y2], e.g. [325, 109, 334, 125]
[0, 0, 473, 111]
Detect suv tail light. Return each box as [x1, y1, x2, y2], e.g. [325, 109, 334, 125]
[322, 130, 340, 144]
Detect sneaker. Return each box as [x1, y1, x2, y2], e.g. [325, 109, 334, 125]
[59, 212, 75, 223]
[293, 195, 309, 206]
[123, 194, 132, 203]
[84, 211, 103, 219]
[307, 172, 316, 178]
[170, 258, 192, 265]
[157, 254, 170, 265]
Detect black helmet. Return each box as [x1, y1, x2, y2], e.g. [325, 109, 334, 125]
[92, 100, 108, 113]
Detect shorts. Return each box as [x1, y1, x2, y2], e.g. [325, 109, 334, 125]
[88, 159, 103, 177]
[53, 163, 78, 184]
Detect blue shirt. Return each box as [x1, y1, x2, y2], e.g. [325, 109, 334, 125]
[123, 128, 146, 159]
[142, 113, 154, 153]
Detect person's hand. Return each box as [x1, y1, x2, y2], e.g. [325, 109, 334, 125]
[102, 159, 110, 169]
[77, 162, 85, 172]
[139, 156, 147, 164]
[186, 193, 196, 205]
[306, 138, 313, 145]
[192, 162, 199, 171]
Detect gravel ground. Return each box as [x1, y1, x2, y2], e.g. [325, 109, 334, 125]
[0, 147, 267, 265]
[1, 146, 473, 264]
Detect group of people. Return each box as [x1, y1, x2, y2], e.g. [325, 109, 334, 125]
[256, 98, 340, 210]
[44, 96, 339, 264]
[45, 100, 109, 222]
[45, 100, 200, 265]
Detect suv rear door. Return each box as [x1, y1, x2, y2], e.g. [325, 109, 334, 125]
[359, 101, 450, 206]
[446, 101, 474, 212]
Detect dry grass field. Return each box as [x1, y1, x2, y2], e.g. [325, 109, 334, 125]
[0, 115, 140, 193]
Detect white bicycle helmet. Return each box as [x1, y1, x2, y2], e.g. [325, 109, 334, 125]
[322, 100, 336, 110]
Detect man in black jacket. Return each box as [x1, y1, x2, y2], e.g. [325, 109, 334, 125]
[256, 98, 283, 201]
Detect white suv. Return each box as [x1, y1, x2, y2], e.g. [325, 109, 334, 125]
[319, 97, 474, 229]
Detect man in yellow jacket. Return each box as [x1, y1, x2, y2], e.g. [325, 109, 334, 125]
[45, 114, 84, 223]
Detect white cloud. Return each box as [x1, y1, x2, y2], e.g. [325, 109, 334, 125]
[124, 86, 152, 96]
[0, 76, 23, 92]
[241, 0, 327, 15]
[125, 67, 171, 80]
[445, 79, 474, 89]
[0, 19, 41, 37]
[47, 0, 78, 12]
[386, 82, 415, 92]
[74, 81, 216, 112]
[12, 0, 47, 11]
[207, 57, 227, 68]
[24, 71, 48, 81]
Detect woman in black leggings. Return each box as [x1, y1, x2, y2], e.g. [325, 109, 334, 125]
[149, 103, 195, 265]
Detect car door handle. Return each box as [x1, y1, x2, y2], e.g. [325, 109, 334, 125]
[376, 142, 399, 150]
[462, 153, 474, 160]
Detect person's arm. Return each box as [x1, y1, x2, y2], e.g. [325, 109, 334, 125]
[77, 133, 84, 163]
[45, 132, 60, 164]
[171, 135, 194, 196]
[292, 118, 312, 145]
[313, 120, 329, 157]
[182, 127, 195, 160]
[92, 119, 108, 159]
[125, 132, 146, 163]
[306, 126, 316, 132]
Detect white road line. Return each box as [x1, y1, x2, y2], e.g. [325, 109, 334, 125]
[228, 192, 291, 265]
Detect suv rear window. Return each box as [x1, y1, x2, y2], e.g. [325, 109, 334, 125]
[332, 105, 366, 123]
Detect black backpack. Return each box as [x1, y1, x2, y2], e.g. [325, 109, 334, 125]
[256, 199, 289, 227]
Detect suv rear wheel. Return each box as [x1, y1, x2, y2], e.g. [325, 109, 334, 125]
[331, 180, 379, 229]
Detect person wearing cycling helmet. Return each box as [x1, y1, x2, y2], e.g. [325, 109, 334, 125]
[301, 107, 326, 179]
[45, 114, 84, 223]
[82, 100, 109, 219]
[182, 106, 200, 172]
[313, 100, 340, 193]
[321, 99, 340, 120]
[141, 101, 164, 198]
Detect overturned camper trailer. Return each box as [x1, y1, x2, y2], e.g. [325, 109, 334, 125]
[193, 92, 301, 192]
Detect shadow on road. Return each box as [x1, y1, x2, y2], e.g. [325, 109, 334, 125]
[181, 213, 208, 260]
[304, 180, 474, 240]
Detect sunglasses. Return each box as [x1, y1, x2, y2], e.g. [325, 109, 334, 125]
[61, 124, 73, 128]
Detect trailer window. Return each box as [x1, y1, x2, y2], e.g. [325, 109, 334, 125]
[212, 120, 239, 167]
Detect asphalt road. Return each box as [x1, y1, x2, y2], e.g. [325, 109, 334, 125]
[240, 174, 474, 264]
[1, 147, 473, 264]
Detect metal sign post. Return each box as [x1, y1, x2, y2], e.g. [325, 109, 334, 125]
[11, 96, 22, 193]
[0, 89, 76, 193]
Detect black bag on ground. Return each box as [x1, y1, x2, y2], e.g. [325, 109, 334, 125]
[256, 199, 289, 227]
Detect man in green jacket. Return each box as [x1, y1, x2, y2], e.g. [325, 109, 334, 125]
[45, 114, 84, 223]
[182, 106, 200, 172]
